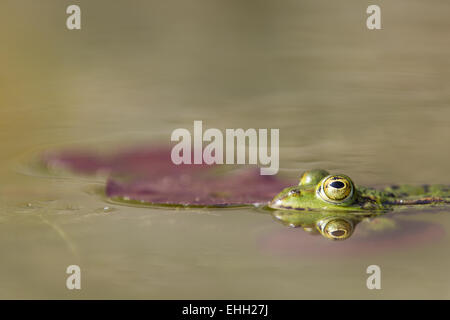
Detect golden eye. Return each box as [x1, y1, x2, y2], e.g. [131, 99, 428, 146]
[317, 218, 354, 240]
[317, 175, 354, 204]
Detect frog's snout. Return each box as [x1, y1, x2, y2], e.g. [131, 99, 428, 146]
[317, 217, 354, 240]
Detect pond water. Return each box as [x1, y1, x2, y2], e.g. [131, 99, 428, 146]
[0, 0, 449, 298]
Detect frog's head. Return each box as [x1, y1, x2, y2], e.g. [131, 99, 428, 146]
[269, 169, 361, 211]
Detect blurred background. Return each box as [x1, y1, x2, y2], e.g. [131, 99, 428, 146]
[0, 0, 449, 299]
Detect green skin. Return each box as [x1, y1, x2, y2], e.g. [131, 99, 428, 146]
[269, 169, 449, 212]
[269, 169, 449, 240]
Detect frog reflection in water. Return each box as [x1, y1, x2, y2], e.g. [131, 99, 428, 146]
[269, 169, 450, 240]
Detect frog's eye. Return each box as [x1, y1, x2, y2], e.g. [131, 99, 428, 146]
[317, 218, 354, 240]
[317, 175, 354, 204]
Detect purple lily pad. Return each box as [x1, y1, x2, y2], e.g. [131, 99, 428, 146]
[42, 147, 292, 207]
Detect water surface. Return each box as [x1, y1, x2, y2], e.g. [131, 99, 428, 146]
[0, 0, 449, 299]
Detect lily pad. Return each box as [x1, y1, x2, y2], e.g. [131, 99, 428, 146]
[42, 147, 293, 207]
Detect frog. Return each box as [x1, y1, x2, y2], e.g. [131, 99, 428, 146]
[268, 169, 449, 240]
[269, 169, 449, 212]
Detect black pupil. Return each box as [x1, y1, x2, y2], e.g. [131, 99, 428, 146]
[331, 230, 346, 237]
[330, 181, 345, 189]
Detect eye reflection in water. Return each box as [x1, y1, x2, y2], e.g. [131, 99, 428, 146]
[271, 210, 383, 240]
